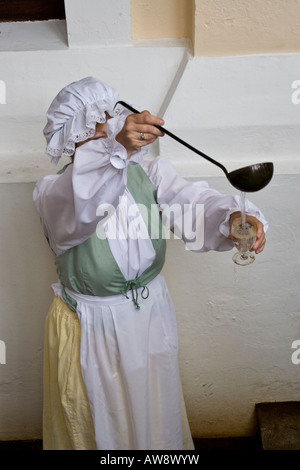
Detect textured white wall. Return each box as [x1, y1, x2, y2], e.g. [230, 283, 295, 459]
[64, 0, 131, 47]
[0, 184, 55, 439]
[158, 53, 300, 176]
[165, 174, 300, 437]
[0, 1, 299, 440]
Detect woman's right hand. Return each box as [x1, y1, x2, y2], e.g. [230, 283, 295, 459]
[116, 110, 165, 158]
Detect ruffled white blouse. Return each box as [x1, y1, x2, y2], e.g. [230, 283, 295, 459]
[33, 115, 268, 280]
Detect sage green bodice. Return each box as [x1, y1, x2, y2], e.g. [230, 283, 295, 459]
[54, 164, 166, 309]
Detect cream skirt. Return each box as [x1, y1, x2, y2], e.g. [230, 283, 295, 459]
[43, 279, 194, 450]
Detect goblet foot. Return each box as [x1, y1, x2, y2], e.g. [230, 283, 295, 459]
[232, 251, 255, 266]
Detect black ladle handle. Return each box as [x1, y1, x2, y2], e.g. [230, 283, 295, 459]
[115, 101, 229, 177]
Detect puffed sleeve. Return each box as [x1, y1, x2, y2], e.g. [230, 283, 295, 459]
[33, 116, 146, 255]
[141, 157, 268, 252]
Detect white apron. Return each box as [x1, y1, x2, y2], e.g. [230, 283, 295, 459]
[51, 275, 190, 450]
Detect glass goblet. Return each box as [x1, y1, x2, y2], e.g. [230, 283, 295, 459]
[231, 217, 257, 266]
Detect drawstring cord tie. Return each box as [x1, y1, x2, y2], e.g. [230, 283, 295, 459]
[122, 280, 149, 309]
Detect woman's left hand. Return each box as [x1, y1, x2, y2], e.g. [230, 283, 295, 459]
[229, 212, 266, 254]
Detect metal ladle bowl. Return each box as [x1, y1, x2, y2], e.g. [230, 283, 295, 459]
[115, 101, 274, 193]
[226, 162, 274, 192]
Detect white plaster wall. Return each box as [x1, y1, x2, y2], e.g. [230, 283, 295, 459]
[0, 33, 188, 182]
[0, 184, 56, 439]
[64, 0, 132, 47]
[0, 3, 299, 441]
[158, 53, 300, 176]
[165, 175, 300, 437]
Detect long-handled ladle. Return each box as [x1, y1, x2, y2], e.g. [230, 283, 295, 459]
[115, 101, 274, 193]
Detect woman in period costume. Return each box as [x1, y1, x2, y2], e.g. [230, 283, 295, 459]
[33, 77, 267, 450]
